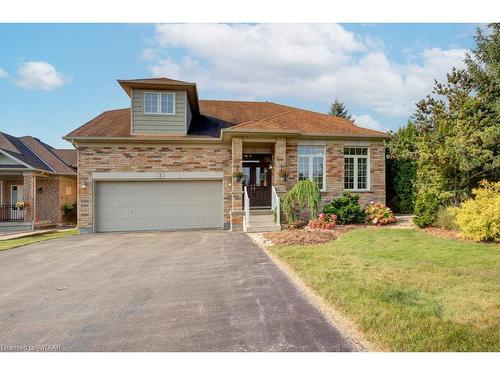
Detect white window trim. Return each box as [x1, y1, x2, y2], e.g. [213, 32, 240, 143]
[343, 148, 371, 192]
[297, 146, 327, 192]
[143, 91, 176, 116]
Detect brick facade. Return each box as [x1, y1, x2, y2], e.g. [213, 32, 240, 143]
[75, 138, 385, 232]
[0, 175, 76, 226]
[77, 143, 231, 231]
[285, 140, 386, 210]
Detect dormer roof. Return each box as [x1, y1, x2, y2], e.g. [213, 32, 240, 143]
[117, 77, 200, 115]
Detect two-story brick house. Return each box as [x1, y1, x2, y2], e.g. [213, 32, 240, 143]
[64, 78, 388, 234]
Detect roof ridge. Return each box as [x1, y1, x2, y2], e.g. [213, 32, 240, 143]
[230, 110, 295, 129]
[18, 137, 56, 173]
[0, 132, 21, 154]
[36, 138, 76, 170]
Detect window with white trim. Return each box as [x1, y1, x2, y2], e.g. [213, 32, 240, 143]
[298, 145, 325, 190]
[144, 92, 175, 115]
[344, 147, 369, 190]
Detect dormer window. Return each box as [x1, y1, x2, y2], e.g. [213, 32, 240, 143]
[144, 92, 175, 115]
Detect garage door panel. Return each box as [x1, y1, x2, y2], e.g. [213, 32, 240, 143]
[96, 180, 222, 232]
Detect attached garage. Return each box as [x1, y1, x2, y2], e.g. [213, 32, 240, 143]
[95, 179, 223, 232]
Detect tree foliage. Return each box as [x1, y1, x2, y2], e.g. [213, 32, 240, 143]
[386, 121, 418, 213]
[328, 99, 353, 122]
[410, 24, 500, 226]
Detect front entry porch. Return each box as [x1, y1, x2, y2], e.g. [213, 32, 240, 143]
[0, 171, 76, 232]
[230, 138, 286, 232]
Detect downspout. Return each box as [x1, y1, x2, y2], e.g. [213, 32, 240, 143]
[32, 174, 36, 230]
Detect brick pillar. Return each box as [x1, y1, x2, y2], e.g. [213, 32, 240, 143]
[273, 137, 287, 193]
[22, 172, 35, 223]
[230, 137, 244, 231]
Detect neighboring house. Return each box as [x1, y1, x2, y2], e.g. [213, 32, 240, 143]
[64, 78, 389, 234]
[0, 132, 77, 232]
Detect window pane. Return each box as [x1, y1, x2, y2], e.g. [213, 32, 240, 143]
[357, 157, 367, 189]
[298, 156, 309, 181]
[298, 145, 323, 155]
[344, 157, 354, 189]
[145, 93, 158, 113]
[313, 156, 324, 190]
[344, 147, 367, 156]
[161, 93, 174, 114]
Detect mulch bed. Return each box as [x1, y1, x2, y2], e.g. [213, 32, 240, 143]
[264, 225, 361, 246]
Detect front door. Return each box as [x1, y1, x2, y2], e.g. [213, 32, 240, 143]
[242, 161, 272, 207]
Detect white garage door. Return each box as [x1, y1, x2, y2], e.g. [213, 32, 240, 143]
[95, 180, 223, 232]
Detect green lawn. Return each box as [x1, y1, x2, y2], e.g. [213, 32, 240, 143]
[0, 229, 79, 251]
[269, 228, 500, 352]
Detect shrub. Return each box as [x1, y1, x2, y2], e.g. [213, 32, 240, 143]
[365, 202, 396, 225]
[308, 213, 337, 230]
[435, 206, 460, 231]
[323, 192, 365, 224]
[282, 180, 321, 222]
[62, 202, 77, 222]
[413, 189, 443, 228]
[386, 158, 417, 214]
[456, 181, 500, 242]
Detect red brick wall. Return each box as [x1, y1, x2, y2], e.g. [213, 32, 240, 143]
[35, 177, 60, 223]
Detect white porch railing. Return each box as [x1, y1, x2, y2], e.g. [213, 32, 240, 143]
[271, 186, 280, 226]
[244, 186, 250, 225]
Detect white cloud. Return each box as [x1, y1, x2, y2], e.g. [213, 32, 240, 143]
[0, 68, 7, 79]
[146, 24, 467, 118]
[352, 114, 386, 131]
[15, 61, 69, 90]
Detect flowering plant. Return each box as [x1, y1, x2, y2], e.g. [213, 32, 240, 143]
[15, 200, 31, 210]
[279, 168, 289, 178]
[232, 171, 244, 181]
[307, 213, 337, 230]
[365, 201, 396, 225]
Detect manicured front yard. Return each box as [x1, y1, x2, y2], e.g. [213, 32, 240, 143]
[0, 229, 79, 251]
[268, 228, 499, 351]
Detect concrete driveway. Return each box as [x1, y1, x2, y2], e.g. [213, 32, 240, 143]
[0, 231, 353, 351]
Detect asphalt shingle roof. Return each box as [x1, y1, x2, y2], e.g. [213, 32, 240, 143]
[65, 99, 388, 139]
[0, 132, 76, 174]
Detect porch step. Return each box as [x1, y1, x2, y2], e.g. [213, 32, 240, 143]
[244, 213, 281, 233]
[250, 209, 273, 216]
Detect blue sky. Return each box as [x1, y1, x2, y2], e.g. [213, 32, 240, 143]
[0, 23, 478, 148]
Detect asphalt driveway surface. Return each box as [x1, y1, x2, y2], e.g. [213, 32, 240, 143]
[0, 231, 353, 351]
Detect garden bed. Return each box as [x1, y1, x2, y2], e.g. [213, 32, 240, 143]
[264, 225, 362, 246]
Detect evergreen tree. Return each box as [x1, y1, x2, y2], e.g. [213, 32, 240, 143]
[328, 100, 353, 122]
[412, 24, 500, 227]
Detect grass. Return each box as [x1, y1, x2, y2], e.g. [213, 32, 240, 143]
[0, 229, 79, 251]
[268, 228, 500, 352]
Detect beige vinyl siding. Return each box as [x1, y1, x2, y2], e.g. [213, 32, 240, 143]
[132, 89, 187, 134]
[186, 95, 193, 131]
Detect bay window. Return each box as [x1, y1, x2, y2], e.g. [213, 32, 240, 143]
[298, 145, 325, 191]
[344, 147, 369, 191]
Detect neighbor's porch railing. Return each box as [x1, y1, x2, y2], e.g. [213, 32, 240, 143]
[0, 205, 25, 222]
[244, 185, 250, 225]
[271, 186, 280, 226]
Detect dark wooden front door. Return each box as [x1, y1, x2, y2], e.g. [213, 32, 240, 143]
[242, 161, 272, 207]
